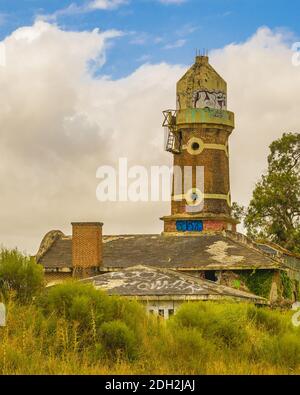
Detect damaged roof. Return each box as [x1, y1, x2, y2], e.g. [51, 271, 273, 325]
[81, 265, 267, 304]
[38, 231, 282, 271]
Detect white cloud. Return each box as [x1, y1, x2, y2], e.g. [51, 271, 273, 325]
[38, 0, 128, 21]
[0, 21, 182, 253]
[136, 54, 151, 62]
[89, 0, 129, 10]
[176, 23, 200, 37]
[129, 32, 149, 45]
[164, 39, 186, 49]
[0, 23, 299, 254]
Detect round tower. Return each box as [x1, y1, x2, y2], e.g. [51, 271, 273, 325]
[162, 55, 238, 234]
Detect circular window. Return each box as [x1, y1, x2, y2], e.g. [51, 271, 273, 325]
[191, 142, 200, 151]
[186, 138, 204, 155]
[185, 188, 204, 206]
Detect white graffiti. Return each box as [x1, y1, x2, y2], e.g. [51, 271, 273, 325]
[193, 90, 227, 110]
[95, 268, 207, 294]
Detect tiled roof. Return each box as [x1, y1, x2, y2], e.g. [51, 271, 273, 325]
[38, 232, 281, 271]
[39, 237, 72, 269]
[81, 265, 267, 304]
[102, 234, 280, 270]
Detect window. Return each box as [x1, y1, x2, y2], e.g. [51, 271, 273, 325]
[158, 309, 165, 317]
[148, 309, 154, 315]
[205, 270, 217, 282]
[168, 309, 174, 317]
[192, 142, 200, 151]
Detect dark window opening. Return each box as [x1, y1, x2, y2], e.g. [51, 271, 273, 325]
[168, 309, 174, 317]
[205, 271, 217, 282]
[158, 309, 164, 317]
[192, 142, 200, 151]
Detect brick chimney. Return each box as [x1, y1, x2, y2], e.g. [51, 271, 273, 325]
[71, 222, 103, 278]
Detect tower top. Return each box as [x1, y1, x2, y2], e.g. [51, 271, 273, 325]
[195, 55, 209, 64]
[177, 56, 227, 111]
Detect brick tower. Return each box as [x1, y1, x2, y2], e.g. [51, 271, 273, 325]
[162, 55, 238, 234]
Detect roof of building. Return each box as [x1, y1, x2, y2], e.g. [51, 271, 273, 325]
[81, 265, 267, 304]
[37, 230, 284, 271]
[38, 235, 72, 269]
[257, 241, 300, 258]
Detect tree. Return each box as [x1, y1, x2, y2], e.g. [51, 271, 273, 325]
[244, 132, 300, 253]
[0, 248, 44, 302]
[231, 202, 246, 223]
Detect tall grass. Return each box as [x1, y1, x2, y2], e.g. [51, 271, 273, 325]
[0, 281, 300, 375]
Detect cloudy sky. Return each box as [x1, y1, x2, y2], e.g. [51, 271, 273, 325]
[0, 0, 300, 254]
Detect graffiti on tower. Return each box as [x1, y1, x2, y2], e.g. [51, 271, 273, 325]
[192, 90, 227, 110]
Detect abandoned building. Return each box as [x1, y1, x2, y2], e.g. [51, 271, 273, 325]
[36, 55, 300, 311]
[81, 266, 267, 319]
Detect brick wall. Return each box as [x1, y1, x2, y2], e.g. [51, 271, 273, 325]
[72, 223, 103, 274]
[203, 220, 227, 232]
[172, 126, 232, 216]
[164, 221, 177, 233]
[164, 219, 236, 233]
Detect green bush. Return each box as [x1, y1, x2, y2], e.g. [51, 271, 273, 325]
[0, 248, 44, 302]
[172, 302, 248, 348]
[100, 320, 138, 360]
[171, 327, 216, 373]
[238, 270, 274, 299]
[280, 272, 293, 300]
[37, 282, 146, 349]
[1, 296, 300, 374]
[38, 282, 144, 326]
[262, 333, 300, 369]
[247, 305, 292, 335]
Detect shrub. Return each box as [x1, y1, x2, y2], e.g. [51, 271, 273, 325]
[100, 320, 138, 360]
[280, 272, 293, 300]
[38, 282, 144, 326]
[262, 333, 300, 369]
[0, 248, 44, 302]
[247, 305, 292, 335]
[170, 327, 216, 373]
[1, 298, 300, 374]
[238, 270, 274, 299]
[37, 282, 146, 349]
[173, 302, 248, 348]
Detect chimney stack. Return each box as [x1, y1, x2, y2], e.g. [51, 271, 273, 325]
[71, 222, 103, 278]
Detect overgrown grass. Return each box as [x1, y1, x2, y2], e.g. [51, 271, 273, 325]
[0, 281, 300, 375]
